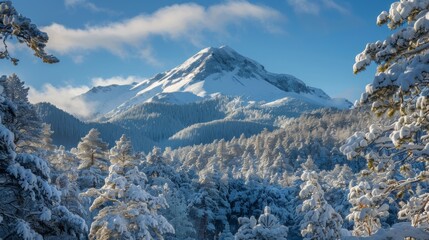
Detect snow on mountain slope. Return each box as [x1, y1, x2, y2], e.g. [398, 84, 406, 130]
[167, 119, 275, 147]
[78, 83, 140, 117]
[81, 46, 351, 119]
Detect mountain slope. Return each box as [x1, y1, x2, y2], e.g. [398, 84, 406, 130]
[36, 97, 276, 151]
[81, 46, 351, 120]
[34, 102, 155, 150]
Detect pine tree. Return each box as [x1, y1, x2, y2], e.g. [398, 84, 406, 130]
[0, 1, 58, 65]
[50, 145, 80, 173]
[0, 101, 87, 239]
[141, 147, 196, 239]
[109, 134, 135, 166]
[235, 216, 257, 240]
[76, 128, 109, 189]
[77, 128, 109, 171]
[340, 0, 429, 235]
[0, 2, 82, 238]
[346, 180, 389, 237]
[218, 222, 234, 240]
[235, 206, 288, 240]
[163, 189, 196, 240]
[297, 171, 343, 240]
[32, 123, 56, 161]
[55, 172, 87, 219]
[40, 123, 55, 152]
[1, 74, 44, 153]
[188, 165, 230, 239]
[82, 154, 174, 239]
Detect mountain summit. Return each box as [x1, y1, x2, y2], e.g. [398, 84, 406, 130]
[81, 46, 351, 118]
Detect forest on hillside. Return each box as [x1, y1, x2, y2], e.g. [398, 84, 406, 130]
[2, 1, 429, 240]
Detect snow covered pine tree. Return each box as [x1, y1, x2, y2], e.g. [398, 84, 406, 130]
[0, 1, 58, 65]
[76, 128, 109, 189]
[2, 74, 44, 153]
[0, 2, 88, 238]
[235, 206, 288, 240]
[82, 135, 174, 239]
[297, 171, 343, 239]
[341, 0, 429, 238]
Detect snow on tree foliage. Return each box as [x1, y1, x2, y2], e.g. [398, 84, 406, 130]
[77, 128, 109, 171]
[218, 222, 234, 240]
[140, 147, 196, 240]
[341, 0, 429, 236]
[344, 222, 429, 240]
[50, 145, 80, 173]
[188, 164, 231, 239]
[0, 100, 87, 238]
[76, 128, 109, 189]
[40, 123, 55, 152]
[57, 172, 87, 219]
[0, 2, 89, 238]
[235, 206, 288, 240]
[346, 178, 391, 237]
[142, 147, 186, 187]
[235, 216, 257, 240]
[188, 164, 230, 240]
[82, 136, 174, 240]
[0, 1, 58, 65]
[297, 171, 343, 240]
[109, 134, 136, 166]
[162, 188, 196, 240]
[0, 74, 44, 153]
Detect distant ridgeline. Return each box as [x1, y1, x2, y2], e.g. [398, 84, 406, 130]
[35, 98, 277, 152]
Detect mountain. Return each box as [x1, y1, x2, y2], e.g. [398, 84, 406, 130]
[80, 46, 351, 120]
[38, 46, 352, 151]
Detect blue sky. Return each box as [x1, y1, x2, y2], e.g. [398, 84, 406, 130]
[4, 0, 394, 113]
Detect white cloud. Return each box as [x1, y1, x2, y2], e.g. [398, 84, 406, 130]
[138, 47, 162, 67]
[287, 0, 349, 15]
[43, 1, 283, 62]
[28, 76, 147, 119]
[287, 0, 320, 15]
[64, 0, 82, 7]
[64, 0, 115, 14]
[71, 54, 84, 64]
[91, 76, 145, 87]
[28, 84, 93, 118]
[322, 0, 349, 15]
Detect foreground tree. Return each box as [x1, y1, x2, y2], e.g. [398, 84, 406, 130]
[77, 128, 109, 171]
[0, 93, 87, 239]
[76, 128, 109, 189]
[0, 1, 84, 238]
[141, 148, 196, 240]
[109, 134, 136, 166]
[82, 136, 174, 239]
[341, 0, 429, 236]
[0, 1, 58, 64]
[1, 74, 44, 153]
[235, 206, 288, 240]
[297, 171, 343, 239]
[346, 180, 389, 237]
[188, 165, 230, 239]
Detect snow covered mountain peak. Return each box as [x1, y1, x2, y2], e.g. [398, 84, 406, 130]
[163, 45, 265, 83]
[80, 46, 351, 119]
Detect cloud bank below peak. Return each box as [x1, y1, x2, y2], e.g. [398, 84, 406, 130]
[28, 76, 144, 119]
[43, 1, 283, 62]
